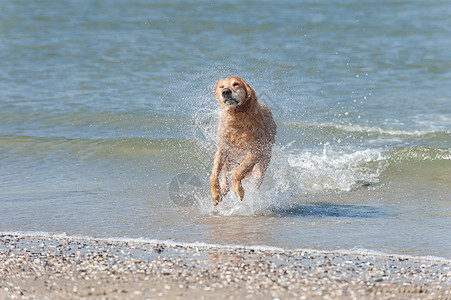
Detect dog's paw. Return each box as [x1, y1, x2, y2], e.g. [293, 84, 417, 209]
[212, 193, 222, 206]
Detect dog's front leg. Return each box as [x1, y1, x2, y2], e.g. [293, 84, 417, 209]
[232, 153, 259, 200]
[210, 148, 225, 206]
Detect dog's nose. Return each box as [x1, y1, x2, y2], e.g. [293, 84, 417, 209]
[222, 88, 232, 96]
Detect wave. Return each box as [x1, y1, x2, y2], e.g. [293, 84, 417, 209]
[0, 107, 194, 143]
[317, 122, 451, 137]
[2, 133, 449, 195]
[281, 120, 451, 148]
[285, 145, 450, 194]
[284, 120, 451, 136]
[2, 231, 450, 262]
[0, 134, 210, 162]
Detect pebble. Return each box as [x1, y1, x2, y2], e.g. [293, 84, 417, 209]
[0, 234, 449, 299]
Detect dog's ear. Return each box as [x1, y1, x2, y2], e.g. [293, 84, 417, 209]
[215, 80, 222, 97]
[244, 81, 257, 103]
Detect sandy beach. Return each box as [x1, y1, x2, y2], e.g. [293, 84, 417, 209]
[0, 234, 449, 299]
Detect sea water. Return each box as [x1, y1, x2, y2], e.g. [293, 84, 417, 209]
[1, 0, 450, 258]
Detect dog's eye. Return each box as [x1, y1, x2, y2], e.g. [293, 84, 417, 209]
[219, 85, 224, 89]
[233, 82, 240, 87]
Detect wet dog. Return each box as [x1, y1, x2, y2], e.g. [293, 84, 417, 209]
[210, 77, 276, 206]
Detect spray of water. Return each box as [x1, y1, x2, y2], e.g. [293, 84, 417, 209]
[193, 143, 297, 216]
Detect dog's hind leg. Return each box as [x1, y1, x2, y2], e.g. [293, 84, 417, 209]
[253, 154, 271, 188]
[220, 164, 230, 196]
[232, 153, 259, 200]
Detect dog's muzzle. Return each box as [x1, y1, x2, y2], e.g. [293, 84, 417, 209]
[222, 88, 239, 106]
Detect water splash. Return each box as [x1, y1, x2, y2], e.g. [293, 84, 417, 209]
[194, 143, 389, 216]
[196, 177, 292, 217]
[287, 144, 387, 194]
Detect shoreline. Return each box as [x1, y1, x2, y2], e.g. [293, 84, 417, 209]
[3, 231, 450, 263]
[1, 234, 450, 299]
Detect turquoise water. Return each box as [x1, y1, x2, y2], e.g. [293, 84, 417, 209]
[1, 0, 450, 258]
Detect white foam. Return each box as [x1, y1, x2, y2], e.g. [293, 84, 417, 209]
[334, 123, 448, 137]
[296, 120, 450, 137]
[287, 145, 387, 194]
[412, 113, 451, 131]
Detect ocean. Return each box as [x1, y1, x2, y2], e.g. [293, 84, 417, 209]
[1, 0, 450, 259]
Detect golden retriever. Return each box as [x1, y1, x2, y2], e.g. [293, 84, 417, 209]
[210, 76, 276, 206]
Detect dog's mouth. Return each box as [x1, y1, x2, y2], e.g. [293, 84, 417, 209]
[222, 92, 241, 106]
[223, 97, 240, 106]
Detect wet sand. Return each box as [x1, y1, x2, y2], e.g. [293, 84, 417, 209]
[0, 234, 449, 299]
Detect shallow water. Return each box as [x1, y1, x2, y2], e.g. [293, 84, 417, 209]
[1, 0, 450, 258]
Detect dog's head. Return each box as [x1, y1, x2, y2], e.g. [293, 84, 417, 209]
[215, 77, 256, 111]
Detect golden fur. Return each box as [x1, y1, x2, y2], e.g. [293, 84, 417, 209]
[210, 76, 276, 206]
